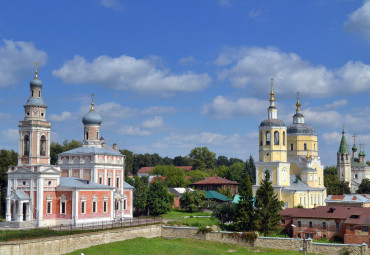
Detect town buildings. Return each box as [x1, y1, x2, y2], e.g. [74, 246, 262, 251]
[325, 194, 370, 207]
[280, 206, 370, 244]
[191, 175, 239, 195]
[5, 68, 133, 227]
[253, 80, 326, 208]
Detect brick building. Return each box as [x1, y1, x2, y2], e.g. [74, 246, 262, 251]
[191, 176, 239, 195]
[280, 206, 370, 244]
[5, 69, 133, 227]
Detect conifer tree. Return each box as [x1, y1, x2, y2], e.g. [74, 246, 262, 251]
[245, 155, 256, 184]
[235, 172, 255, 231]
[255, 171, 284, 236]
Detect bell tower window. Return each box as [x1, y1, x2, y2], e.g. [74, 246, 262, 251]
[304, 143, 307, 151]
[274, 131, 279, 145]
[40, 135, 46, 156]
[85, 132, 89, 140]
[283, 131, 285, 146]
[39, 91, 41, 97]
[259, 132, 262, 146]
[24, 135, 30, 156]
[266, 131, 270, 145]
[32, 90, 34, 97]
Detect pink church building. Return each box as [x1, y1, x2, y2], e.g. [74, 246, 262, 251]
[5, 68, 133, 227]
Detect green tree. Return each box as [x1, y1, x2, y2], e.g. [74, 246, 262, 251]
[0, 149, 18, 217]
[245, 155, 256, 184]
[151, 165, 189, 187]
[235, 173, 255, 231]
[131, 176, 149, 215]
[227, 162, 245, 183]
[357, 178, 370, 194]
[173, 156, 192, 166]
[188, 170, 209, 183]
[212, 203, 236, 224]
[217, 187, 233, 199]
[189, 147, 216, 170]
[120, 149, 133, 176]
[217, 155, 229, 167]
[255, 171, 284, 236]
[180, 190, 205, 212]
[147, 180, 174, 215]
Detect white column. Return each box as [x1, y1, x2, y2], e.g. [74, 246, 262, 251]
[129, 190, 133, 218]
[18, 201, 23, 222]
[37, 177, 44, 223]
[30, 179, 34, 220]
[110, 190, 114, 219]
[73, 189, 79, 225]
[6, 198, 11, 221]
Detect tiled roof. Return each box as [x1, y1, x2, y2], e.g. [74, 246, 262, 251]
[59, 177, 115, 189]
[59, 146, 122, 156]
[192, 176, 239, 185]
[138, 166, 193, 174]
[205, 190, 232, 202]
[280, 206, 370, 226]
[325, 194, 370, 204]
[149, 176, 166, 184]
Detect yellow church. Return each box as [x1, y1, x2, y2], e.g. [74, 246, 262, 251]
[253, 79, 327, 208]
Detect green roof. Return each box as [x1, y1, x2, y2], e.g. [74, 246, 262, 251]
[338, 130, 349, 154]
[352, 144, 358, 151]
[351, 158, 368, 167]
[205, 190, 232, 202]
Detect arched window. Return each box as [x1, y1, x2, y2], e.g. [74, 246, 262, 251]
[96, 132, 99, 140]
[346, 154, 348, 160]
[304, 143, 307, 151]
[40, 135, 46, 156]
[39, 91, 41, 97]
[283, 131, 285, 146]
[32, 90, 34, 97]
[314, 144, 316, 151]
[290, 144, 293, 151]
[24, 135, 30, 156]
[274, 131, 279, 145]
[266, 132, 270, 145]
[85, 132, 89, 140]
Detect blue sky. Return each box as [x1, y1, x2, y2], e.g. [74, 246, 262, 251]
[1, 0, 370, 166]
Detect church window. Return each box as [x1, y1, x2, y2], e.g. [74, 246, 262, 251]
[311, 196, 313, 205]
[32, 90, 34, 97]
[92, 201, 97, 213]
[23, 181, 26, 185]
[81, 201, 86, 214]
[108, 177, 111, 186]
[341, 154, 344, 160]
[300, 197, 302, 205]
[115, 201, 119, 210]
[319, 177, 321, 185]
[355, 174, 358, 179]
[266, 132, 270, 145]
[40, 135, 46, 156]
[23, 135, 30, 156]
[309, 175, 313, 181]
[47, 201, 52, 214]
[103, 201, 107, 212]
[99, 177, 103, 184]
[61, 202, 65, 214]
[116, 177, 120, 188]
[38, 91, 41, 97]
[274, 131, 279, 145]
[290, 144, 293, 151]
[85, 132, 89, 140]
[318, 196, 320, 205]
[304, 197, 306, 205]
[283, 131, 285, 146]
[124, 200, 127, 210]
[314, 144, 316, 151]
[97, 132, 99, 140]
[27, 112, 30, 116]
[346, 154, 348, 160]
[41, 112, 44, 117]
[304, 143, 307, 151]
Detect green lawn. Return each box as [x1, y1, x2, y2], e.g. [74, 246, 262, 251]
[161, 209, 212, 219]
[66, 237, 317, 255]
[162, 209, 219, 228]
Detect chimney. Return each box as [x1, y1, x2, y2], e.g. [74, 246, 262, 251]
[113, 143, 118, 151]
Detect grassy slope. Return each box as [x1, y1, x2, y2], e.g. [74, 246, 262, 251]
[162, 209, 219, 227]
[66, 237, 317, 255]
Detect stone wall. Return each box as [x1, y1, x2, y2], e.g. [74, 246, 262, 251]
[0, 225, 162, 255]
[162, 226, 369, 255]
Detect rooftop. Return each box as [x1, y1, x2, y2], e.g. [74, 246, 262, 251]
[59, 146, 122, 156]
[192, 176, 239, 185]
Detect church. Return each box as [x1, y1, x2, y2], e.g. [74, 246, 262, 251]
[5, 67, 133, 227]
[253, 80, 327, 208]
[337, 130, 370, 193]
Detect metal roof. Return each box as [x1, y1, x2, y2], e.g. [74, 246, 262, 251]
[59, 177, 115, 189]
[205, 190, 232, 202]
[287, 123, 316, 135]
[59, 146, 122, 156]
[282, 175, 324, 192]
[260, 118, 286, 127]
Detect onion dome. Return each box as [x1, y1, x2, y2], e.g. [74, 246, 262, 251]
[287, 92, 316, 135]
[30, 64, 43, 87]
[25, 97, 47, 107]
[359, 151, 366, 157]
[352, 144, 358, 151]
[82, 94, 102, 125]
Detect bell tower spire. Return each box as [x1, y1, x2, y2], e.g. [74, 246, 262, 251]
[268, 78, 277, 119]
[293, 92, 305, 124]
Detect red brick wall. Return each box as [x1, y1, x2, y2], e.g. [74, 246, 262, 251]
[344, 224, 370, 244]
[43, 191, 73, 219]
[78, 190, 111, 219]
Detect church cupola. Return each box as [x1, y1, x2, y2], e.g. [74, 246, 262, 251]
[293, 92, 304, 124]
[352, 134, 358, 158]
[359, 144, 366, 163]
[82, 94, 102, 146]
[267, 78, 277, 119]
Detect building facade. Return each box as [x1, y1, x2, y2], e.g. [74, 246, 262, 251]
[337, 131, 370, 192]
[253, 80, 326, 208]
[5, 69, 133, 227]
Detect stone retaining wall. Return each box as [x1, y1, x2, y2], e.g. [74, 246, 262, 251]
[0, 225, 162, 255]
[162, 226, 369, 255]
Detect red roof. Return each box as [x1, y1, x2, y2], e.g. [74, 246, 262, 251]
[149, 176, 166, 184]
[192, 176, 239, 185]
[138, 166, 193, 174]
[280, 206, 370, 225]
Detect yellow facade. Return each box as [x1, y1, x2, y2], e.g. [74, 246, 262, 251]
[253, 85, 326, 209]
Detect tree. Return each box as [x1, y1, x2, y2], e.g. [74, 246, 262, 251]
[189, 147, 216, 170]
[212, 203, 236, 224]
[120, 149, 133, 177]
[151, 165, 189, 187]
[234, 173, 255, 231]
[173, 156, 192, 166]
[357, 178, 370, 194]
[131, 176, 149, 215]
[180, 190, 205, 212]
[217, 187, 233, 199]
[245, 155, 256, 184]
[217, 155, 229, 167]
[324, 166, 350, 195]
[0, 149, 18, 217]
[227, 162, 245, 183]
[147, 180, 174, 215]
[188, 170, 209, 183]
[255, 171, 284, 236]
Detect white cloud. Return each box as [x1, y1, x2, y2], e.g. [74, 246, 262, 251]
[249, 10, 260, 19]
[217, 0, 232, 7]
[322, 131, 342, 145]
[96, 102, 138, 119]
[52, 55, 211, 95]
[179, 56, 196, 65]
[0, 39, 47, 88]
[140, 106, 176, 115]
[142, 116, 163, 129]
[118, 125, 151, 136]
[202, 95, 266, 118]
[321, 99, 348, 110]
[216, 46, 370, 98]
[100, 0, 124, 11]
[49, 111, 73, 122]
[344, 1, 370, 41]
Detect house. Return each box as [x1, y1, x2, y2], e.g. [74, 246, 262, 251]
[137, 166, 193, 177]
[168, 187, 194, 208]
[191, 176, 239, 195]
[325, 194, 370, 207]
[204, 190, 232, 203]
[280, 206, 370, 244]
